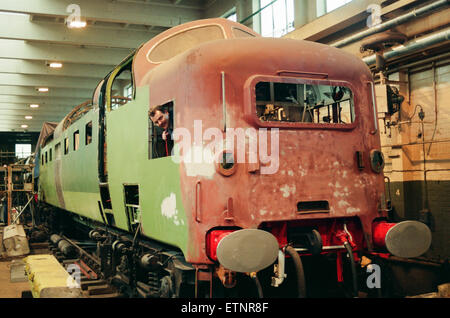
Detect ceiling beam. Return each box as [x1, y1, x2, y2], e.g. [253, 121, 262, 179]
[0, 14, 160, 49]
[0, 95, 89, 107]
[0, 59, 114, 79]
[0, 0, 205, 132]
[0, 73, 102, 90]
[0, 86, 92, 99]
[0, 103, 81, 113]
[0, 0, 202, 28]
[0, 123, 60, 132]
[0, 105, 82, 131]
[284, 0, 385, 41]
[0, 114, 68, 122]
[0, 39, 133, 65]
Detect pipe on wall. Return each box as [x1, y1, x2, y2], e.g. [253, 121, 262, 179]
[363, 28, 450, 66]
[332, 0, 450, 48]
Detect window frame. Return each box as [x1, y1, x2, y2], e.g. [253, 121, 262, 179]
[259, 0, 295, 38]
[106, 54, 135, 112]
[15, 143, 31, 159]
[55, 142, 61, 160]
[244, 74, 359, 130]
[146, 24, 227, 64]
[73, 130, 80, 151]
[64, 137, 69, 155]
[85, 121, 93, 145]
[148, 100, 175, 159]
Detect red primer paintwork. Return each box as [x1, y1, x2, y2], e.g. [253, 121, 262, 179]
[131, 18, 386, 265]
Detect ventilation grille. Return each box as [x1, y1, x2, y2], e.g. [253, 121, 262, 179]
[297, 201, 330, 214]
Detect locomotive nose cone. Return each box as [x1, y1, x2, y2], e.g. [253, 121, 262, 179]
[216, 229, 279, 273]
[385, 221, 432, 258]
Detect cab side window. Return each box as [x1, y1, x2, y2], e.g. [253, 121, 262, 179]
[64, 137, 69, 155]
[148, 101, 174, 159]
[110, 61, 134, 110]
[85, 121, 93, 145]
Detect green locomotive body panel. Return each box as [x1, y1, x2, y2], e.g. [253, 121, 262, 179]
[38, 85, 189, 256]
[38, 148, 58, 207]
[106, 87, 188, 251]
[60, 112, 103, 222]
[39, 110, 104, 223]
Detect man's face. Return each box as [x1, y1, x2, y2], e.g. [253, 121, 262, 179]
[150, 110, 169, 130]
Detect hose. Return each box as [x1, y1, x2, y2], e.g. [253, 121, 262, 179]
[344, 241, 358, 298]
[285, 245, 306, 298]
[250, 273, 263, 298]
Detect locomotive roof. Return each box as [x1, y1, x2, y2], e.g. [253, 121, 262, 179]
[140, 18, 259, 62]
[133, 18, 260, 83]
[133, 18, 371, 86]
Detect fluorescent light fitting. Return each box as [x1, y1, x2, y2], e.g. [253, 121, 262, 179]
[37, 87, 49, 92]
[30, 104, 39, 108]
[25, 115, 33, 120]
[21, 124, 28, 128]
[49, 62, 63, 68]
[67, 20, 87, 28]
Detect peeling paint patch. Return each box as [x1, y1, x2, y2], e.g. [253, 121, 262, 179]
[280, 184, 296, 198]
[334, 191, 343, 198]
[298, 165, 307, 177]
[353, 179, 366, 188]
[329, 181, 342, 188]
[346, 207, 361, 214]
[288, 170, 294, 176]
[161, 193, 182, 226]
[260, 209, 268, 216]
[338, 200, 350, 208]
[332, 181, 350, 198]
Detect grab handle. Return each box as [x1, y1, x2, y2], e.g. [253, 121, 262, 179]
[367, 81, 378, 135]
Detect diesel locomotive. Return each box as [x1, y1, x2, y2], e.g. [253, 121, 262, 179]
[34, 18, 432, 297]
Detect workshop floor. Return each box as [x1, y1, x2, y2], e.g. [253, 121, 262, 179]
[0, 225, 31, 298]
[0, 258, 30, 298]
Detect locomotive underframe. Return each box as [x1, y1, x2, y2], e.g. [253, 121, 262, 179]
[34, 200, 385, 298]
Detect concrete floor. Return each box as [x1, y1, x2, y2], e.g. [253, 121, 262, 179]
[0, 258, 31, 298]
[0, 225, 31, 298]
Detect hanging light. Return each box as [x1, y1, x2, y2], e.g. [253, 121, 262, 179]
[48, 62, 63, 68]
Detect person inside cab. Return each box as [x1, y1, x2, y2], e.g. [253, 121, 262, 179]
[149, 105, 173, 158]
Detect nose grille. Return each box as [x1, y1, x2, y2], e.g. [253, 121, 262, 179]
[297, 201, 330, 214]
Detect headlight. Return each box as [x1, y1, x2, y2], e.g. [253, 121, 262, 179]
[370, 149, 385, 173]
[216, 150, 236, 176]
